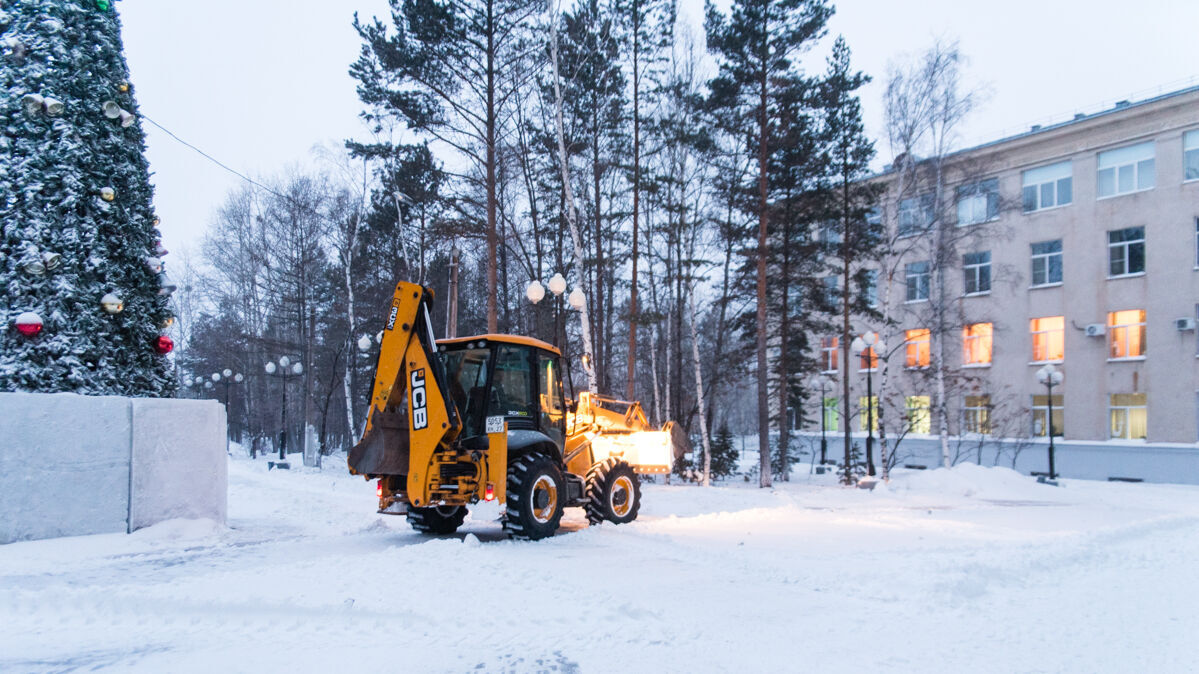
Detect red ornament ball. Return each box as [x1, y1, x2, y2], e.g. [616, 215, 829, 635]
[15, 311, 43, 337]
[154, 335, 174, 354]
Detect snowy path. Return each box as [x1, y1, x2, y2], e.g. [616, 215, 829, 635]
[2, 457, 1198, 673]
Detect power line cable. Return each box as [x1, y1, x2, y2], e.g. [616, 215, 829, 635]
[139, 114, 290, 202]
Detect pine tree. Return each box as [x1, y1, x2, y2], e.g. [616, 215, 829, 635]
[0, 0, 173, 396]
[705, 0, 832, 487]
[817, 36, 881, 480]
[709, 423, 738, 479]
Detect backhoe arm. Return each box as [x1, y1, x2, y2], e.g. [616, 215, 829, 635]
[348, 283, 461, 495]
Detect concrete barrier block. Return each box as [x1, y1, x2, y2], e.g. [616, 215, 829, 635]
[0, 392, 132, 544]
[129, 398, 227, 530]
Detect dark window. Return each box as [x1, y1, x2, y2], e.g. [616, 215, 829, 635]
[487, 345, 534, 422]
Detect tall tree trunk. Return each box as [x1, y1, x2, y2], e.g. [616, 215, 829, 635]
[485, 0, 498, 333]
[550, 12, 597, 394]
[688, 285, 711, 486]
[755, 58, 771, 489]
[626, 4, 641, 401]
[342, 216, 357, 444]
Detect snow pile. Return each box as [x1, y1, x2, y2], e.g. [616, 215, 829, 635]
[2, 453, 1199, 672]
[881, 463, 1065, 501]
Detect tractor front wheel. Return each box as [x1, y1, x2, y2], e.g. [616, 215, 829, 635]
[503, 453, 565, 540]
[407, 505, 467, 535]
[585, 458, 641, 525]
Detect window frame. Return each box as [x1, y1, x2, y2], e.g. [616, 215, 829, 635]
[822, 397, 839, 432]
[1030, 316, 1065, 364]
[1107, 226, 1146, 279]
[962, 322, 994, 367]
[1107, 309, 1146, 360]
[1030, 239, 1063, 288]
[1184, 129, 1199, 183]
[963, 250, 992, 296]
[820, 336, 839, 374]
[1097, 141, 1156, 199]
[905, 328, 931, 369]
[905, 396, 931, 434]
[898, 193, 935, 238]
[962, 395, 992, 435]
[1031, 394, 1064, 438]
[956, 178, 1000, 226]
[1022, 160, 1073, 213]
[905, 261, 930, 303]
[1108, 393, 1147, 440]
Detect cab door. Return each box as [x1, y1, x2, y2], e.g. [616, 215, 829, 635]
[536, 351, 566, 452]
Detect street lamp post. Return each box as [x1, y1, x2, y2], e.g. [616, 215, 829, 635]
[1036, 363, 1063, 480]
[211, 369, 244, 455]
[808, 374, 833, 465]
[265, 356, 304, 462]
[851, 332, 886, 477]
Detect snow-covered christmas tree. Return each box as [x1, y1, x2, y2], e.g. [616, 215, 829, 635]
[0, 0, 174, 396]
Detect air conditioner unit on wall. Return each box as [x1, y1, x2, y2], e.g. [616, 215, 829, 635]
[1175, 317, 1197, 331]
[1084, 323, 1106, 337]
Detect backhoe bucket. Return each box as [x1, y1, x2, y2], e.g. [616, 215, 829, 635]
[348, 407, 410, 476]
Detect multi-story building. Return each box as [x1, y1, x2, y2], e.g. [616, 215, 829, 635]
[813, 85, 1199, 481]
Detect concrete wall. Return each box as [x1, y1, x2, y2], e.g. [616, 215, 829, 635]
[793, 431, 1199, 485]
[0, 392, 226, 544]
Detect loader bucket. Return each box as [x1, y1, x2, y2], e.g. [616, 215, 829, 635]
[591, 429, 674, 474]
[348, 407, 411, 476]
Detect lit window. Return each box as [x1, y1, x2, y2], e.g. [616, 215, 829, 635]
[1108, 309, 1146, 359]
[820, 337, 839, 373]
[963, 395, 991, 434]
[858, 333, 880, 371]
[963, 251, 992, 295]
[905, 261, 930, 302]
[1194, 218, 1198, 268]
[822, 397, 839, 432]
[963, 322, 993, 366]
[956, 178, 999, 225]
[1098, 141, 1155, 198]
[905, 328, 930, 369]
[899, 194, 934, 237]
[1030, 316, 1064, 362]
[1031, 240, 1063, 286]
[1031, 394, 1064, 438]
[905, 396, 931, 434]
[1022, 161, 1072, 212]
[1184, 130, 1199, 182]
[859, 396, 878, 431]
[1109, 393, 1147, 439]
[1108, 227, 1145, 277]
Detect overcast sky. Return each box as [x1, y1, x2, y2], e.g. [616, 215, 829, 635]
[118, 0, 1199, 255]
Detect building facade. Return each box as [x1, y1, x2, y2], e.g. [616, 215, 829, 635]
[817, 86, 1199, 458]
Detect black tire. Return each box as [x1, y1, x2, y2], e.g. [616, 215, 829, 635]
[503, 453, 565, 540]
[407, 505, 467, 535]
[584, 458, 641, 525]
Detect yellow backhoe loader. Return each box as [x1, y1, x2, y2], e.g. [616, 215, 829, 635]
[348, 281, 682, 540]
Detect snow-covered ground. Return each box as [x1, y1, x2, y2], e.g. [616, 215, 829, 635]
[3, 453, 1198, 673]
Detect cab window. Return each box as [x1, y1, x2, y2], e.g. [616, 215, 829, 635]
[443, 347, 490, 436]
[487, 345, 534, 424]
[538, 353, 566, 446]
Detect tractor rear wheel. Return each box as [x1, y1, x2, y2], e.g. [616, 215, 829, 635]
[503, 453, 565, 540]
[585, 458, 641, 525]
[407, 505, 467, 535]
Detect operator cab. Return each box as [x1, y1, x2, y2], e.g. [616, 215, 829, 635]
[437, 334, 567, 454]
